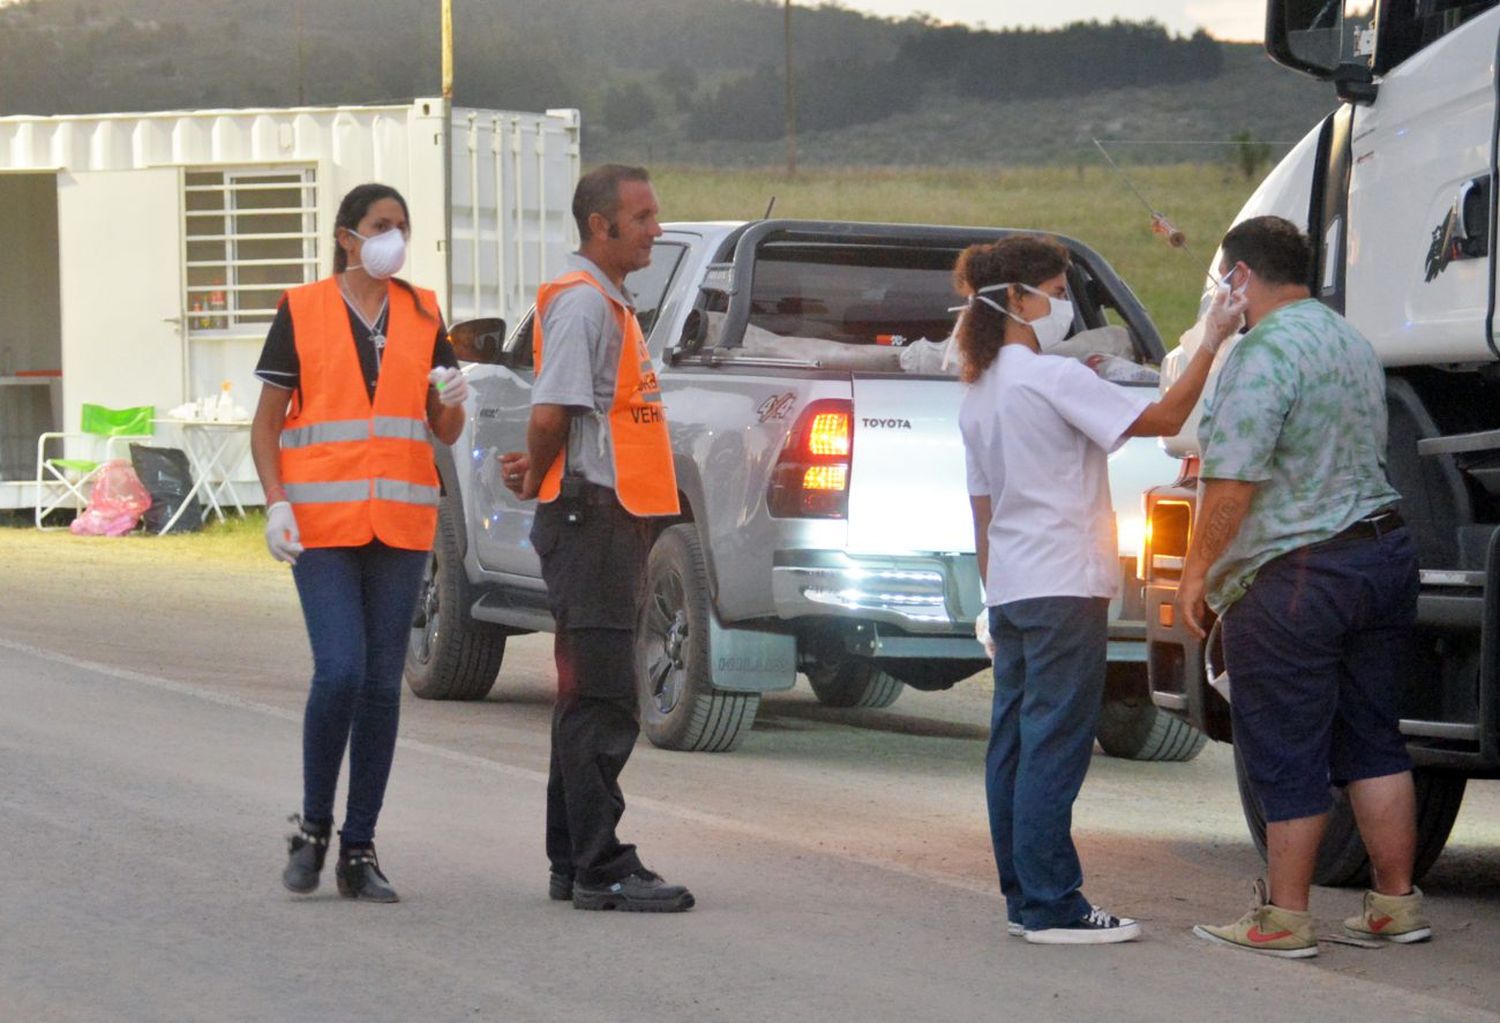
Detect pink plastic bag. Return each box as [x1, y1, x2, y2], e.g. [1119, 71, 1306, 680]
[69, 460, 152, 536]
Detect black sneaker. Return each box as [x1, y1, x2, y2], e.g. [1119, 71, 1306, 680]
[572, 869, 695, 913]
[549, 869, 573, 902]
[282, 815, 331, 895]
[1024, 906, 1141, 945]
[335, 846, 400, 904]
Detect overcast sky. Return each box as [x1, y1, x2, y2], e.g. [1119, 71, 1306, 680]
[832, 1, 1265, 41]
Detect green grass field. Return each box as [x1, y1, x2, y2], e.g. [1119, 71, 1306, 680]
[652, 163, 1263, 346]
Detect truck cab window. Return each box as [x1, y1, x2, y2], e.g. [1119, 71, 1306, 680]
[624, 241, 688, 341]
[1380, 0, 1499, 69]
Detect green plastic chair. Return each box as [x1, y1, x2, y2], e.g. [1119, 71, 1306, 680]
[35, 403, 155, 529]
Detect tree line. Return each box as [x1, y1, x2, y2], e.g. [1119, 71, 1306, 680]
[0, 0, 1227, 146]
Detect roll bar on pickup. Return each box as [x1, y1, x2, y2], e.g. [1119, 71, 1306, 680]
[693, 218, 1166, 364]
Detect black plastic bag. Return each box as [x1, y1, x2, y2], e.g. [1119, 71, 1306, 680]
[129, 444, 202, 533]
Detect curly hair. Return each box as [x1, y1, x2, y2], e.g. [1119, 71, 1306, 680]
[952, 235, 1071, 383]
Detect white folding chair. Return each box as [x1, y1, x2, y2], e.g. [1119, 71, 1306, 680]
[35, 403, 154, 529]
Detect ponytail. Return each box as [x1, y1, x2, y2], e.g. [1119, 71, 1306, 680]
[952, 235, 1070, 384]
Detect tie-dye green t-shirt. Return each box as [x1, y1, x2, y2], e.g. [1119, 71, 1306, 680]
[1199, 299, 1400, 613]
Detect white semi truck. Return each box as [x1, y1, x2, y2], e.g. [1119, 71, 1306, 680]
[1144, 0, 1500, 884]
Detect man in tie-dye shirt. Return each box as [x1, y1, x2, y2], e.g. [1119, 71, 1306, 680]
[1175, 216, 1429, 958]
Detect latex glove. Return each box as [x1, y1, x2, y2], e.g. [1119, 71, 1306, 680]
[428, 366, 470, 407]
[975, 609, 996, 660]
[1201, 279, 1250, 355]
[265, 501, 304, 565]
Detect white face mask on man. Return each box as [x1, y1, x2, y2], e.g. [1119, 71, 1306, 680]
[346, 226, 407, 280]
[972, 282, 1075, 351]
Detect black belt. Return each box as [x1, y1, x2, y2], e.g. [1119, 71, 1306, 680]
[1307, 508, 1405, 550]
[573, 480, 621, 506]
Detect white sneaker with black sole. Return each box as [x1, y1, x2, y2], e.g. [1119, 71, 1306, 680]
[1024, 906, 1141, 945]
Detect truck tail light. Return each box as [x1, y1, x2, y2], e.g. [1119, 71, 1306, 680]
[1141, 497, 1193, 581]
[769, 399, 853, 518]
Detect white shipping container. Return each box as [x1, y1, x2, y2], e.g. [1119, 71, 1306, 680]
[0, 98, 579, 508]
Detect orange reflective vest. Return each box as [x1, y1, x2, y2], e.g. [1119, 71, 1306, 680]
[279, 276, 441, 551]
[533, 270, 679, 517]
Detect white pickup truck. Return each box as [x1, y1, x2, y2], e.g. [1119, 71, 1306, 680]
[408, 219, 1202, 759]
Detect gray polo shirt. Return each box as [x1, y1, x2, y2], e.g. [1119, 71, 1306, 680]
[531, 254, 635, 489]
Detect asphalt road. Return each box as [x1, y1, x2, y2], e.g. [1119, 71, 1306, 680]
[3, 535, 1499, 1022]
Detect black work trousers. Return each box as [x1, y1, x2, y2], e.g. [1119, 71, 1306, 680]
[531, 487, 652, 886]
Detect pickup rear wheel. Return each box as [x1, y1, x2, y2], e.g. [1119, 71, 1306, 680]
[1096, 664, 1206, 762]
[635, 524, 760, 752]
[404, 494, 506, 701]
[1232, 742, 1466, 886]
[806, 659, 904, 709]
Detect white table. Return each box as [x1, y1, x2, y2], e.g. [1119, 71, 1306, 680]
[152, 419, 253, 534]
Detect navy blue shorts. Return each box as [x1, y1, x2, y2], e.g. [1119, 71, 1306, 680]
[1221, 527, 1417, 822]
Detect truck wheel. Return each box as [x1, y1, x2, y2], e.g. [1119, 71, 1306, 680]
[404, 494, 506, 701]
[635, 524, 760, 752]
[1232, 744, 1466, 886]
[806, 658, 904, 709]
[1095, 664, 1206, 762]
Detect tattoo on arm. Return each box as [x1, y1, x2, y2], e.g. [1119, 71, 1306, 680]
[1195, 496, 1246, 566]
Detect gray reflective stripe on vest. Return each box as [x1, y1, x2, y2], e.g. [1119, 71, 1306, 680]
[638, 391, 661, 403]
[286, 479, 440, 507]
[280, 419, 369, 449]
[373, 479, 440, 506]
[373, 416, 430, 442]
[282, 416, 428, 449]
[284, 480, 370, 504]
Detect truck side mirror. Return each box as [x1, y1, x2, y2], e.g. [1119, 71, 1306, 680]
[448, 318, 508, 365]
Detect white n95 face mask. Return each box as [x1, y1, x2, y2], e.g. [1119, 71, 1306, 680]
[973, 282, 1075, 351]
[348, 227, 406, 279]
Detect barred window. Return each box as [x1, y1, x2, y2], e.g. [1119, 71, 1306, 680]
[183, 168, 317, 336]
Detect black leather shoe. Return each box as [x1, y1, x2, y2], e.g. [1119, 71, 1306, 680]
[335, 846, 400, 903]
[282, 815, 331, 895]
[549, 870, 573, 901]
[573, 869, 694, 913]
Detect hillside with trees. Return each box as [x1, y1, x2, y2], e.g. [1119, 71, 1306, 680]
[0, 0, 1332, 166]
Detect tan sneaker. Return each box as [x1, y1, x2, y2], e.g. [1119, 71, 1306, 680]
[1344, 887, 1432, 944]
[1193, 880, 1317, 959]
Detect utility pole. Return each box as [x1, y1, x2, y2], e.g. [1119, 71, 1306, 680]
[784, 0, 797, 178]
[295, 0, 306, 105]
[441, 0, 454, 100]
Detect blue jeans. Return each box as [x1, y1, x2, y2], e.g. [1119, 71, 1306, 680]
[291, 541, 427, 845]
[985, 596, 1108, 930]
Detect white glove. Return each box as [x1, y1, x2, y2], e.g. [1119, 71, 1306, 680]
[975, 609, 996, 660]
[428, 366, 470, 407]
[265, 501, 304, 565]
[1201, 279, 1249, 355]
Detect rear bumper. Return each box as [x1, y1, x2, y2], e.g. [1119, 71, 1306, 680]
[770, 548, 1148, 662]
[771, 549, 983, 634]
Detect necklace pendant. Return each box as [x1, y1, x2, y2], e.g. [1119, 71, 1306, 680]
[370, 332, 386, 350]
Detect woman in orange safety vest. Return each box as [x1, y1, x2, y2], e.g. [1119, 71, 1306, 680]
[250, 183, 466, 903]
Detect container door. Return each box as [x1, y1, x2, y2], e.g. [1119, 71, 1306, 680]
[1343, 5, 1500, 364]
[845, 376, 974, 555]
[55, 168, 184, 432]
